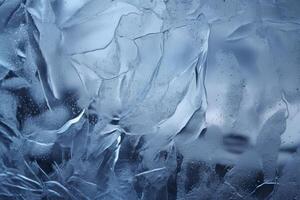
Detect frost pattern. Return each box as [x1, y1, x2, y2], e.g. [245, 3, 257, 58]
[0, 0, 300, 199]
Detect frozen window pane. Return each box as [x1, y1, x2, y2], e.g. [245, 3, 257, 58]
[0, 0, 300, 199]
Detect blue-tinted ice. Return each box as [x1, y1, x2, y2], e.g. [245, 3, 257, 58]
[0, 0, 300, 199]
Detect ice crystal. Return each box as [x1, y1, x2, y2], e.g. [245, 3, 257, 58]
[0, 0, 300, 199]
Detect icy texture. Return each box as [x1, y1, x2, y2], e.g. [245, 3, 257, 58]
[0, 0, 300, 199]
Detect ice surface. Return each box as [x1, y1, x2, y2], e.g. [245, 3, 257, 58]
[0, 0, 300, 199]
